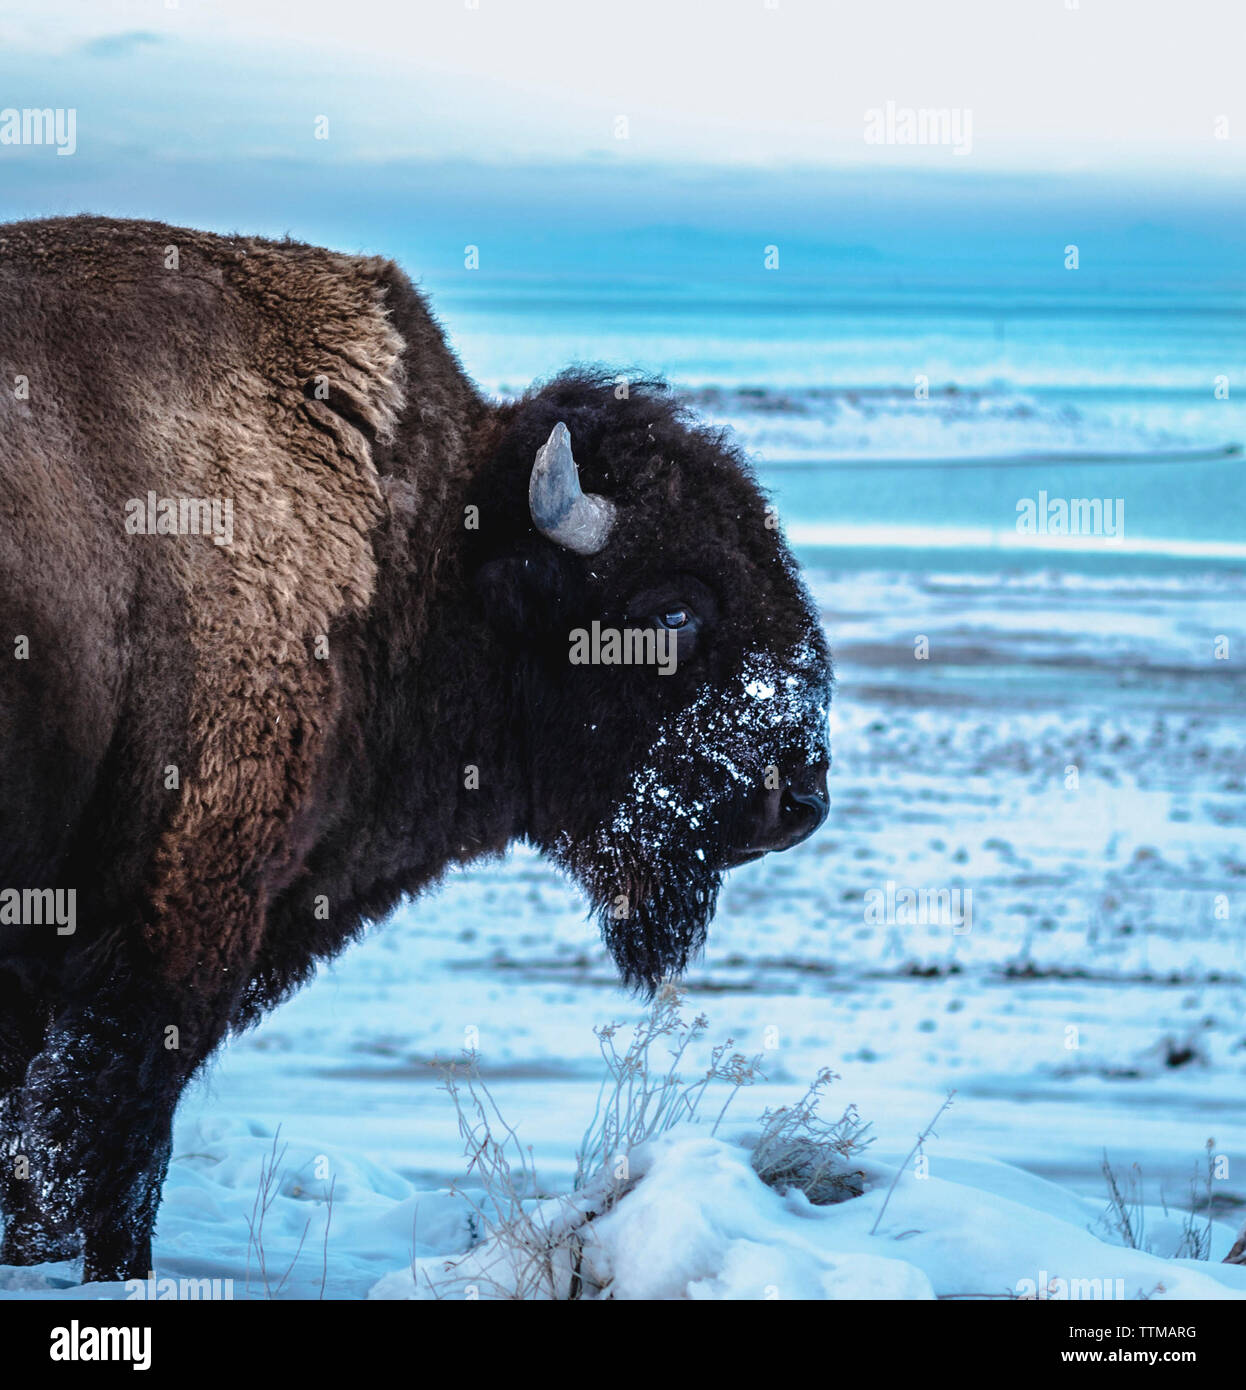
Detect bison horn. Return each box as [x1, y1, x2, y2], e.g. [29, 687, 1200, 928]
[529, 422, 616, 555]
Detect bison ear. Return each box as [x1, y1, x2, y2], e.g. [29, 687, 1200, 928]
[474, 547, 574, 640]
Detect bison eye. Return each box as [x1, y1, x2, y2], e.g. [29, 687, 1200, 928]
[626, 584, 711, 650]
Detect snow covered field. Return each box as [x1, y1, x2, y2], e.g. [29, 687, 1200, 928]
[4, 555, 1244, 1301]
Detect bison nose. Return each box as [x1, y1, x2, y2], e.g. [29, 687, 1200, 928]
[780, 782, 829, 844]
[736, 764, 829, 862]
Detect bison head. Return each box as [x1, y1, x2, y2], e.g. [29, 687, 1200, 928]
[472, 372, 831, 992]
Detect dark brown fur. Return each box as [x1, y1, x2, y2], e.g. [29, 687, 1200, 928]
[0, 215, 831, 1280]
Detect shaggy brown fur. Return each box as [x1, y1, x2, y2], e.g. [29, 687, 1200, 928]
[0, 215, 831, 1281]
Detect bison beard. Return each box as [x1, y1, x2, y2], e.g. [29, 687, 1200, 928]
[556, 831, 725, 994]
[553, 645, 830, 992]
[597, 864, 723, 996]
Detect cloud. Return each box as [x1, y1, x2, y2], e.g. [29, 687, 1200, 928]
[78, 30, 164, 60]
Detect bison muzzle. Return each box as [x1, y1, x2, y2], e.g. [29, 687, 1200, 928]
[0, 216, 832, 1281]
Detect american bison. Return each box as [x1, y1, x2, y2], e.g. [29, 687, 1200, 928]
[0, 216, 832, 1281]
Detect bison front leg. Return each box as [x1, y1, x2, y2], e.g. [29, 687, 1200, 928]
[0, 1091, 83, 1267]
[0, 967, 76, 1267]
[3, 979, 236, 1283]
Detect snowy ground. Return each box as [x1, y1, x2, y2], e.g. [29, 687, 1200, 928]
[2, 559, 1245, 1300]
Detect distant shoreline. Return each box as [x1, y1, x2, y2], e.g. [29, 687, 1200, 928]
[764, 444, 1242, 471]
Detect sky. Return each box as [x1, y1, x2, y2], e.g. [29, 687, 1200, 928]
[1, 0, 1243, 175]
[0, 1, 1241, 312]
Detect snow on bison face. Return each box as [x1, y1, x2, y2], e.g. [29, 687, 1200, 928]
[471, 374, 832, 992]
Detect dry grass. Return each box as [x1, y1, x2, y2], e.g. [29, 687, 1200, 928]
[423, 986, 872, 1299]
[429, 1054, 589, 1298]
[750, 1069, 873, 1206]
[1097, 1141, 1222, 1261]
[243, 1127, 336, 1299]
[575, 984, 764, 1201]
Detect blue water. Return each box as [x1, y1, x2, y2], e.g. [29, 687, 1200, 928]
[423, 269, 1246, 559]
[4, 152, 1244, 558]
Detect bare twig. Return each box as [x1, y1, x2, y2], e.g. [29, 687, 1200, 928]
[869, 1091, 956, 1236]
[318, 1176, 336, 1300]
[1100, 1152, 1143, 1252]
